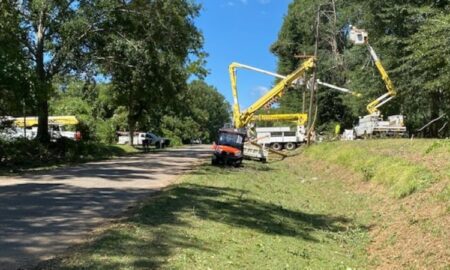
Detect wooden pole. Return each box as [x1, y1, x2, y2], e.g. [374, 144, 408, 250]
[307, 6, 321, 145]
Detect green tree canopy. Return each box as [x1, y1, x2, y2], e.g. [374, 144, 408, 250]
[93, 0, 205, 144]
[272, 0, 450, 136]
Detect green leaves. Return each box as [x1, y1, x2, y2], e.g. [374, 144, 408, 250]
[273, 0, 450, 136]
[91, 0, 205, 137]
[160, 80, 230, 144]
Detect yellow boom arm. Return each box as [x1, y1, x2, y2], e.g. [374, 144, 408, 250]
[366, 45, 397, 114]
[251, 113, 308, 126]
[229, 57, 315, 128]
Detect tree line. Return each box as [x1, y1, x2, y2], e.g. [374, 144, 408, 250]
[0, 0, 229, 145]
[271, 0, 449, 137]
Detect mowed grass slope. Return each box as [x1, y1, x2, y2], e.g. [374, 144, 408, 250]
[40, 139, 449, 270]
[305, 139, 450, 199]
[42, 161, 373, 269]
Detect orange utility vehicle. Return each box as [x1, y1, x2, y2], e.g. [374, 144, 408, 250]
[211, 128, 246, 167]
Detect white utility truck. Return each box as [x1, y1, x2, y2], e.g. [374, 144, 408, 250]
[0, 116, 80, 141]
[255, 126, 306, 151]
[344, 25, 407, 139]
[353, 114, 407, 138]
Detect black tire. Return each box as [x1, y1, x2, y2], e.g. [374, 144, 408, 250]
[211, 158, 218, 166]
[271, 142, 283, 151]
[285, 142, 296, 151]
[233, 159, 243, 167]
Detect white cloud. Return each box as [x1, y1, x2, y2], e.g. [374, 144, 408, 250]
[253, 86, 270, 96]
[221, 0, 273, 8]
[221, 0, 249, 8]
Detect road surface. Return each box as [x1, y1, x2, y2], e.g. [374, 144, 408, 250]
[0, 145, 210, 270]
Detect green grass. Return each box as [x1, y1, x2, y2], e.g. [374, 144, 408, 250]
[37, 139, 450, 269]
[303, 139, 447, 198]
[113, 144, 140, 154]
[42, 160, 374, 270]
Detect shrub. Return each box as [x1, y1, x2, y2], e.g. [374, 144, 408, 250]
[96, 119, 117, 144]
[0, 138, 126, 171]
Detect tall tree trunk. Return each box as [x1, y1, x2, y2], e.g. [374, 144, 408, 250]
[330, 0, 342, 67]
[128, 114, 136, 146]
[35, 9, 50, 143]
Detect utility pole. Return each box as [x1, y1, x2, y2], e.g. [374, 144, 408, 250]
[302, 90, 306, 113]
[307, 6, 321, 145]
[295, 54, 314, 113]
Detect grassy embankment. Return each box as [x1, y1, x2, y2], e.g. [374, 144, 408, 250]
[40, 139, 449, 270]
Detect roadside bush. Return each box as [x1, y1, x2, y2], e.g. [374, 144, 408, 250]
[95, 119, 117, 144]
[164, 133, 183, 146]
[161, 115, 202, 145]
[0, 138, 126, 171]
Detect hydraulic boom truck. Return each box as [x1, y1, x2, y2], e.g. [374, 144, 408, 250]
[212, 57, 316, 165]
[344, 25, 407, 138]
[212, 56, 360, 164]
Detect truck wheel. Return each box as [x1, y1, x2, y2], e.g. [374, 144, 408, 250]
[285, 142, 296, 151]
[211, 158, 218, 166]
[233, 159, 243, 167]
[271, 143, 283, 151]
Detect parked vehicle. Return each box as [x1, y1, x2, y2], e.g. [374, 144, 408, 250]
[212, 128, 245, 166]
[344, 25, 407, 138]
[147, 132, 171, 148]
[117, 132, 170, 147]
[0, 116, 80, 141]
[255, 126, 306, 151]
[353, 114, 407, 138]
[0, 127, 34, 141]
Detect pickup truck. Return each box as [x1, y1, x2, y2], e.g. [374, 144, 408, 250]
[117, 132, 170, 147]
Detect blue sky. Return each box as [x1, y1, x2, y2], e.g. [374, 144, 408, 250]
[195, 0, 292, 109]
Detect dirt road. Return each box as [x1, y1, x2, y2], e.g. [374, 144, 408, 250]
[0, 145, 210, 270]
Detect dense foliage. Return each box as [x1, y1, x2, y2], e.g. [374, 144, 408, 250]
[272, 0, 450, 137]
[160, 80, 230, 144]
[1, 0, 230, 148]
[49, 79, 229, 145]
[0, 138, 131, 170]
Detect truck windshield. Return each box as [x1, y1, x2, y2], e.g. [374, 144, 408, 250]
[146, 133, 158, 139]
[218, 133, 243, 148]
